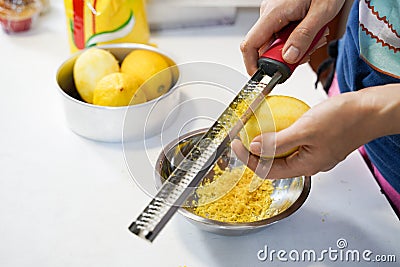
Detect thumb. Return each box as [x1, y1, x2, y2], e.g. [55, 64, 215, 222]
[282, 15, 328, 64]
[250, 125, 306, 158]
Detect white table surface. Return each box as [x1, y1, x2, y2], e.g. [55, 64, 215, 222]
[0, 2, 399, 267]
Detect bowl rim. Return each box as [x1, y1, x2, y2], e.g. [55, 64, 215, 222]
[155, 128, 312, 230]
[55, 43, 180, 110]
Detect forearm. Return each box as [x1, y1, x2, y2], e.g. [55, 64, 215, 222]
[354, 83, 400, 138]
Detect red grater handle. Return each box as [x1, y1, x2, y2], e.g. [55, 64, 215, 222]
[258, 22, 328, 83]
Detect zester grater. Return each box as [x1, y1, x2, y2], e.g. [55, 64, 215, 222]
[129, 23, 327, 242]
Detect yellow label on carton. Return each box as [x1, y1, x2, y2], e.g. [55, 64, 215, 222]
[63, 0, 149, 53]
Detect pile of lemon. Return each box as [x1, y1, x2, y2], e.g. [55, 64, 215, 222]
[73, 48, 174, 107]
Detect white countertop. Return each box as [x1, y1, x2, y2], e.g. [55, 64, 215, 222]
[0, 2, 398, 267]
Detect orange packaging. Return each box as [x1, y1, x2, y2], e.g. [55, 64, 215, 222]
[63, 0, 150, 53]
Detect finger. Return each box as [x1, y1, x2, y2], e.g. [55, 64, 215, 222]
[241, 13, 288, 75]
[282, 16, 330, 64]
[240, 39, 262, 76]
[231, 139, 259, 170]
[259, 0, 268, 15]
[249, 132, 276, 157]
[231, 140, 273, 178]
[265, 151, 312, 179]
[231, 140, 273, 176]
[249, 121, 308, 158]
[298, 36, 327, 64]
[233, 138, 307, 180]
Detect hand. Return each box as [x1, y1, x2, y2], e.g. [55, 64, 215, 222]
[232, 85, 400, 179]
[240, 0, 344, 75]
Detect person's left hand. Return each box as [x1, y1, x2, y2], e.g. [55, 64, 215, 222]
[231, 89, 388, 179]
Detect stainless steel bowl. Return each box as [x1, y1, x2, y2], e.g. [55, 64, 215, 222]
[56, 43, 180, 142]
[155, 129, 311, 235]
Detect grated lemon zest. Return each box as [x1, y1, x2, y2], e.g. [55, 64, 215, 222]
[191, 165, 276, 223]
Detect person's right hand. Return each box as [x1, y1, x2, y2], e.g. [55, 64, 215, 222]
[240, 0, 345, 75]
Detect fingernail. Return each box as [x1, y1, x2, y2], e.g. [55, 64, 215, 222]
[283, 46, 300, 63]
[249, 141, 261, 154]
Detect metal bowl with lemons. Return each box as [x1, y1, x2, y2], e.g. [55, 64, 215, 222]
[56, 43, 180, 142]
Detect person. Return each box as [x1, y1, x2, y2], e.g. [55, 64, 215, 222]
[232, 0, 400, 216]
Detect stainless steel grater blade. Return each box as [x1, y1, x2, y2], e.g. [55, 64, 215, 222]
[128, 21, 328, 243]
[129, 70, 282, 242]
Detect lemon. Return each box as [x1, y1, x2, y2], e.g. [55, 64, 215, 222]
[93, 72, 147, 107]
[73, 48, 120, 104]
[121, 50, 172, 100]
[239, 95, 310, 158]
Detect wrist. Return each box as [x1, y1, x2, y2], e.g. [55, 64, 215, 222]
[357, 84, 400, 137]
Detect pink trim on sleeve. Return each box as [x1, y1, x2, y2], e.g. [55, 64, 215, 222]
[358, 146, 400, 215]
[327, 73, 341, 97]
